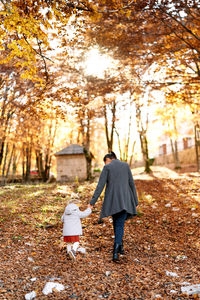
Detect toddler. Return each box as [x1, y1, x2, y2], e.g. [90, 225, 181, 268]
[61, 201, 92, 261]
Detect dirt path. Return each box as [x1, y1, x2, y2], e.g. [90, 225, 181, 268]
[0, 171, 200, 299]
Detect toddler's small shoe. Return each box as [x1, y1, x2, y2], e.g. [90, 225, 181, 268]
[68, 250, 76, 262]
[78, 247, 86, 254]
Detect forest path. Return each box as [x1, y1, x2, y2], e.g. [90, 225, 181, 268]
[0, 168, 199, 299]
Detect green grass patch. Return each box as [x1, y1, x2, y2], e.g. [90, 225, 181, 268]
[12, 235, 22, 240]
[0, 183, 70, 230]
[40, 204, 63, 213]
[137, 209, 143, 217]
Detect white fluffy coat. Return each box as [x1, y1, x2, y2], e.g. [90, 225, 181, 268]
[61, 203, 91, 236]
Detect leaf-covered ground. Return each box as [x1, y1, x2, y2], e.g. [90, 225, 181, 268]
[0, 168, 200, 299]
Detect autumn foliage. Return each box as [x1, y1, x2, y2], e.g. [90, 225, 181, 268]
[0, 0, 200, 178]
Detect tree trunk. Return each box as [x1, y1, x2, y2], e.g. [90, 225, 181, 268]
[0, 87, 8, 167]
[104, 100, 116, 152]
[2, 142, 9, 178]
[104, 105, 112, 152]
[25, 143, 31, 181]
[12, 145, 17, 179]
[170, 139, 181, 169]
[85, 114, 93, 180]
[36, 150, 46, 181]
[25, 146, 29, 181]
[0, 139, 5, 167]
[22, 141, 32, 182]
[36, 151, 50, 182]
[122, 111, 133, 162]
[84, 148, 93, 180]
[172, 115, 181, 169]
[44, 153, 51, 182]
[115, 129, 122, 160]
[44, 119, 58, 181]
[136, 103, 151, 173]
[124, 112, 132, 162]
[22, 144, 25, 180]
[6, 144, 14, 178]
[174, 140, 181, 169]
[129, 141, 136, 167]
[139, 132, 151, 173]
[79, 109, 93, 180]
[115, 109, 135, 164]
[194, 123, 200, 172]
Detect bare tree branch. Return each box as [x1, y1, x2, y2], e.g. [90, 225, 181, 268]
[0, 0, 11, 13]
[36, 37, 49, 82]
[22, 34, 54, 63]
[64, 0, 135, 14]
[159, 6, 200, 43]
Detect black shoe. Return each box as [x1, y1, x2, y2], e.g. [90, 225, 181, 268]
[118, 242, 124, 255]
[113, 243, 120, 262]
[97, 218, 104, 224]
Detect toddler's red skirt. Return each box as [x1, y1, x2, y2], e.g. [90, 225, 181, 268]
[63, 235, 79, 243]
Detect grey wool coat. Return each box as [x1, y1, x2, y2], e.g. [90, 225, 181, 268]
[90, 159, 138, 219]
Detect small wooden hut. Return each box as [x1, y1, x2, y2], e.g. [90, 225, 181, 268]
[55, 144, 87, 182]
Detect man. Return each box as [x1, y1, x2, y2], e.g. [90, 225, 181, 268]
[90, 152, 138, 262]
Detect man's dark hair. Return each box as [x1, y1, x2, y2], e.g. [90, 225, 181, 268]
[103, 151, 117, 162]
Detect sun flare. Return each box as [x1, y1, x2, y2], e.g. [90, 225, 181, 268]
[83, 48, 114, 78]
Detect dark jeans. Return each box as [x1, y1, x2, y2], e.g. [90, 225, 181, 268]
[112, 210, 127, 245]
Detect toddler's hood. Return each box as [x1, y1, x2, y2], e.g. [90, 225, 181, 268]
[65, 203, 78, 215]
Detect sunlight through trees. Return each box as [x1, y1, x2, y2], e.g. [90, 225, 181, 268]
[0, 0, 200, 181]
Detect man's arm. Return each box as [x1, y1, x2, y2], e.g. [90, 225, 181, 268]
[90, 166, 108, 206]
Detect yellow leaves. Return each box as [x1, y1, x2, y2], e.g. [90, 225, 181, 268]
[0, 10, 7, 16]
[90, 12, 102, 22]
[0, 2, 50, 83]
[46, 10, 53, 20]
[126, 10, 132, 18]
[0, 45, 5, 51]
[7, 40, 20, 52]
[20, 70, 43, 85]
[20, 71, 32, 80]
[52, 8, 63, 20]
